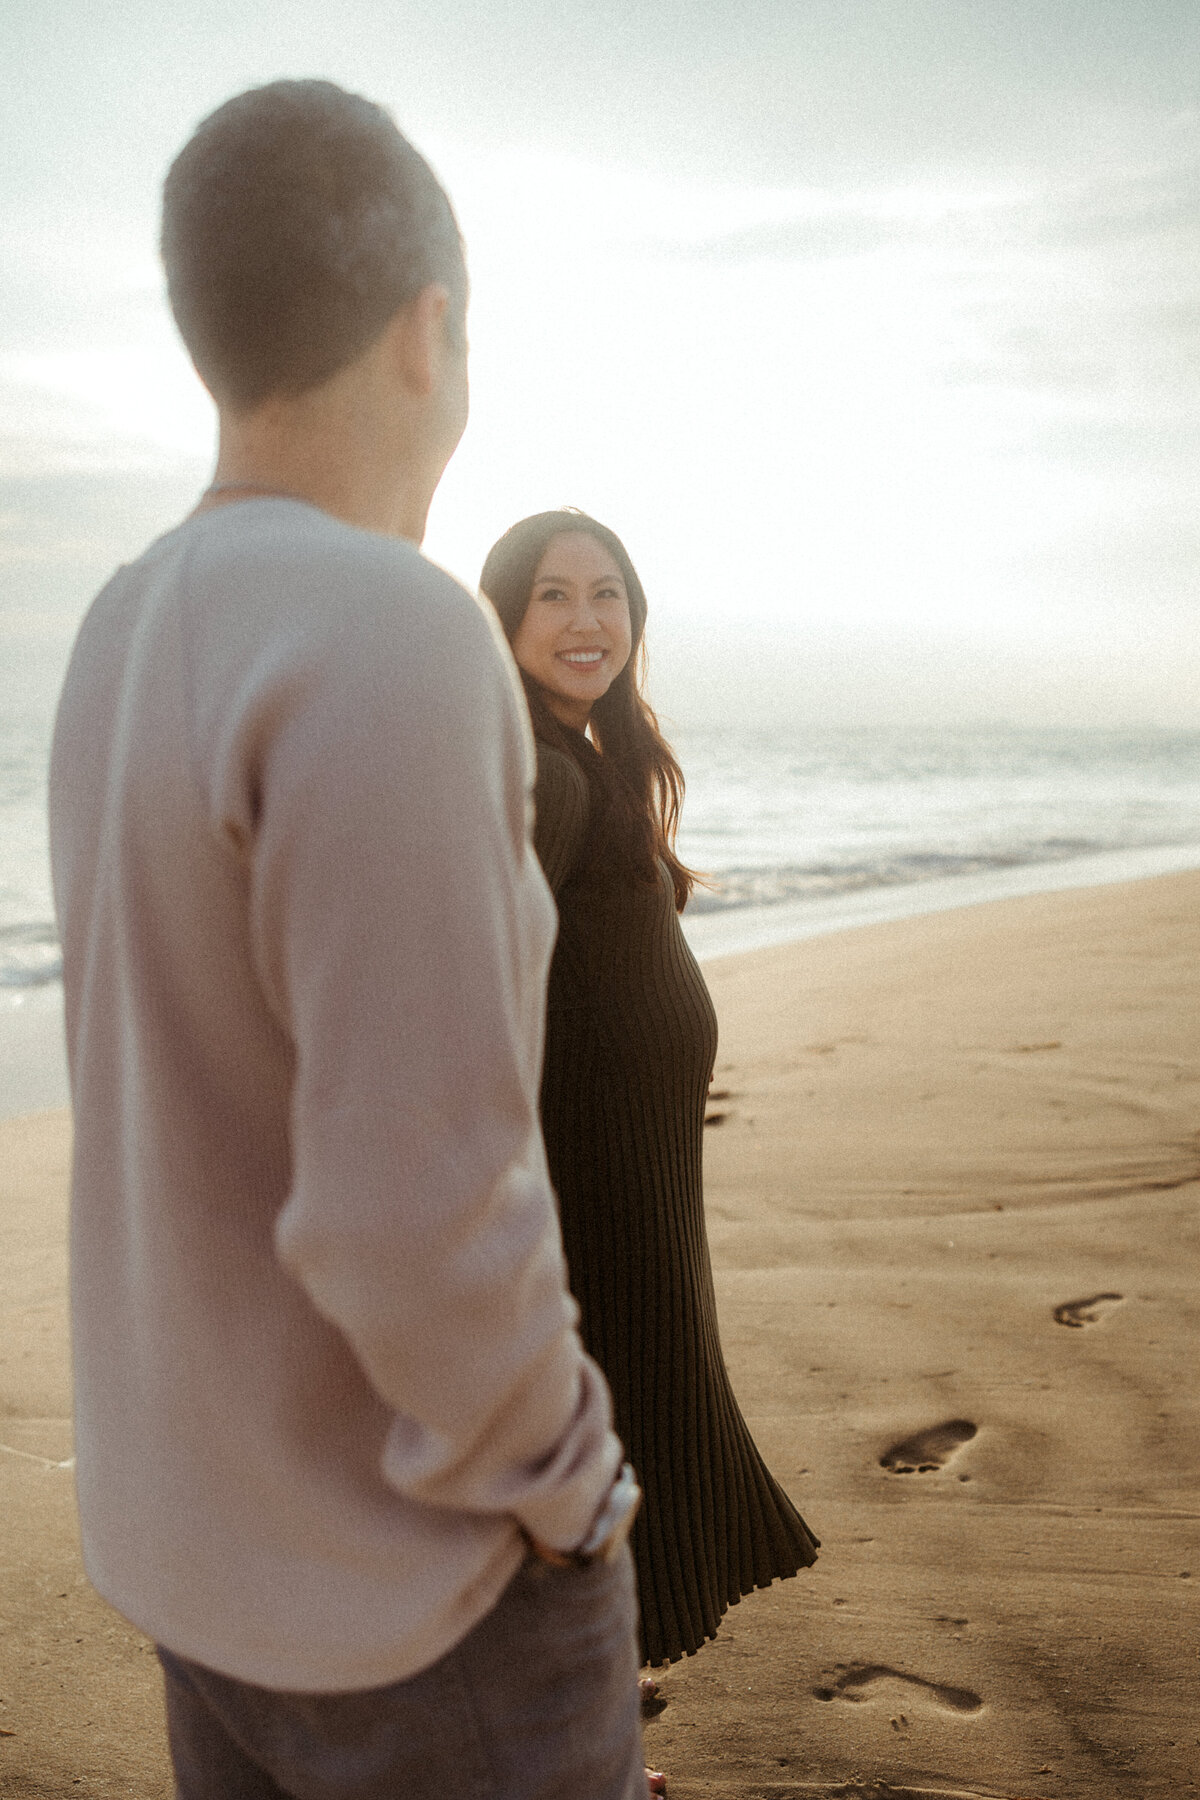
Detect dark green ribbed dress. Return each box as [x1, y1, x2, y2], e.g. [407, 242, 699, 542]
[533, 739, 818, 1668]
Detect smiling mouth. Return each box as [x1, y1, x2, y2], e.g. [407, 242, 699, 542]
[558, 649, 607, 667]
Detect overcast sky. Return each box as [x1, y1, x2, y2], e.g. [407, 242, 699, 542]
[3, 0, 1199, 728]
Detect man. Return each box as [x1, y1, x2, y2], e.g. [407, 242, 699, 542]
[49, 80, 647, 1799]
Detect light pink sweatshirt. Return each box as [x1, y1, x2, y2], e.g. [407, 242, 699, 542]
[49, 499, 620, 1692]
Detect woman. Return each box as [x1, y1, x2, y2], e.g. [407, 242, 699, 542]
[480, 511, 819, 1680]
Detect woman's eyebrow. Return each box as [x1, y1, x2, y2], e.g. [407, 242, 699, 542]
[533, 572, 626, 589]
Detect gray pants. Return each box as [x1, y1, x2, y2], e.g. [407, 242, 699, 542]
[157, 1548, 647, 1799]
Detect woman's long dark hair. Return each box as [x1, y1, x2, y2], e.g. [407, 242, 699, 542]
[480, 509, 696, 910]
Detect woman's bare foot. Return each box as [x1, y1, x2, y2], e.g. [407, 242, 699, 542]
[639, 1673, 667, 1718]
[645, 1769, 666, 1795]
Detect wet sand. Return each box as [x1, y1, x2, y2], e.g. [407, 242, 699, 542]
[3, 872, 1199, 1797]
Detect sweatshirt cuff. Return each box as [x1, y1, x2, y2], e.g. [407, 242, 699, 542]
[509, 1356, 625, 1553]
[513, 1427, 624, 1554]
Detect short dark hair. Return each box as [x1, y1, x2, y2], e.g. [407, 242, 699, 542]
[161, 79, 466, 411]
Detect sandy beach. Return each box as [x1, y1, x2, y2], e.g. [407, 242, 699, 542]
[2, 870, 1198, 1798]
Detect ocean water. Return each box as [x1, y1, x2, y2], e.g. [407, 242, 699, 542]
[5, 709, 1200, 991]
[673, 724, 1200, 910]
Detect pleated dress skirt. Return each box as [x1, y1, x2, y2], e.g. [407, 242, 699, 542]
[541, 859, 819, 1667]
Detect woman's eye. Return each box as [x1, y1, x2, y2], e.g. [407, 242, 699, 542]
[536, 588, 568, 603]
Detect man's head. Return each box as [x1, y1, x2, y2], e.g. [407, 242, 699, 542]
[162, 80, 467, 415]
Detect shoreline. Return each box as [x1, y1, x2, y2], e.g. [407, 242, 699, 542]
[681, 837, 1200, 961]
[7, 839, 1200, 1122]
[0, 984, 69, 1121]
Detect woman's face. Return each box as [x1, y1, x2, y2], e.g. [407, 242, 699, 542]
[511, 531, 633, 730]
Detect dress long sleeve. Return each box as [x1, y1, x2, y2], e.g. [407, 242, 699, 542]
[533, 746, 590, 895]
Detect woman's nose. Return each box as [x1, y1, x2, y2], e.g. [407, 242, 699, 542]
[569, 599, 600, 631]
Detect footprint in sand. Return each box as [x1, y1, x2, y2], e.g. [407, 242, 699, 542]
[880, 1419, 977, 1475]
[812, 1662, 983, 1714]
[704, 1087, 736, 1128]
[1053, 1292, 1124, 1328]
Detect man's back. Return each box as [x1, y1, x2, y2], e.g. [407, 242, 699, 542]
[50, 497, 616, 1691]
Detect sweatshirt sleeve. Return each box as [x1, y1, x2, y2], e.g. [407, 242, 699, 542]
[199, 538, 619, 1553]
[532, 746, 590, 895]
